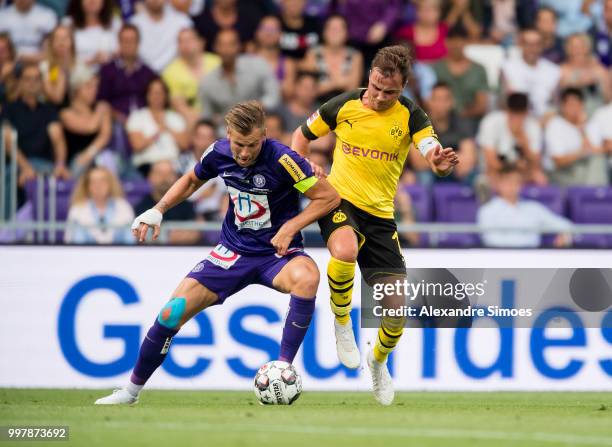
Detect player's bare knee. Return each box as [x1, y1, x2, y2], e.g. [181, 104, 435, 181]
[290, 261, 320, 297]
[328, 229, 358, 262]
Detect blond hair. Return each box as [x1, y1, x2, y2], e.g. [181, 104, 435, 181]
[224, 101, 266, 134]
[70, 166, 125, 205]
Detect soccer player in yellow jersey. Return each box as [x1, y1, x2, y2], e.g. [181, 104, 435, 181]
[291, 46, 458, 405]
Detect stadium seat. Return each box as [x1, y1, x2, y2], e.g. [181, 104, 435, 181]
[432, 184, 480, 247]
[123, 180, 151, 208]
[567, 186, 612, 248]
[520, 185, 565, 247]
[25, 178, 75, 243]
[402, 184, 432, 247]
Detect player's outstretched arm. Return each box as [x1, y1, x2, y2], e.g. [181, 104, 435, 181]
[271, 178, 340, 255]
[291, 126, 312, 158]
[131, 170, 206, 243]
[426, 145, 459, 177]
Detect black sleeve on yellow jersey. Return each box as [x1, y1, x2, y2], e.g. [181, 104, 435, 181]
[300, 89, 361, 140]
[398, 95, 432, 134]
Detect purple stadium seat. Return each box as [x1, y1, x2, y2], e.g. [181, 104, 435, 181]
[402, 184, 432, 247]
[567, 186, 612, 248]
[432, 184, 480, 247]
[25, 179, 75, 242]
[520, 185, 565, 247]
[123, 180, 151, 207]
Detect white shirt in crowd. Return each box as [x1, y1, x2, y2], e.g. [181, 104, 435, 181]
[0, 4, 56, 56]
[64, 198, 134, 244]
[477, 110, 542, 164]
[501, 55, 561, 117]
[126, 108, 187, 167]
[477, 197, 571, 248]
[130, 5, 192, 72]
[544, 115, 599, 161]
[62, 16, 122, 64]
[588, 102, 612, 166]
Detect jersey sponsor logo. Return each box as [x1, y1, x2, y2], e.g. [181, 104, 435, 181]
[192, 262, 205, 273]
[278, 154, 306, 182]
[306, 110, 320, 126]
[206, 243, 241, 269]
[253, 174, 266, 188]
[228, 186, 272, 230]
[341, 142, 399, 162]
[332, 210, 347, 223]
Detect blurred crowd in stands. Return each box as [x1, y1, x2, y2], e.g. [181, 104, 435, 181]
[1, 0, 611, 247]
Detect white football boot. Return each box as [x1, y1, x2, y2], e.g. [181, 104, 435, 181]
[334, 319, 361, 369]
[367, 349, 394, 406]
[94, 388, 138, 405]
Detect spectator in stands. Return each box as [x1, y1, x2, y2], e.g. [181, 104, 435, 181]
[432, 25, 488, 133]
[425, 82, 477, 185]
[485, 0, 522, 45]
[135, 159, 199, 243]
[279, 0, 321, 60]
[192, 0, 270, 52]
[301, 14, 363, 104]
[199, 29, 280, 127]
[590, 0, 612, 67]
[130, 0, 192, 72]
[4, 63, 70, 183]
[477, 166, 571, 248]
[0, 0, 57, 60]
[252, 15, 296, 101]
[477, 93, 547, 185]
[396, 0, 448, 64]
[60, 65, 112, 177]
[401, 39, 437, 105]
[98, 24, 157, 123]
[545, 88, 608, 186]
[64, 0, 121, 67]
[443, 0, 483, 41]
[127, 78, 189, 176]
[501, 28, 561, 118]
[536, 6, 565, 64]
[539, 0, 593, 38]
[65, 166, 134, 244]
[177, 119, 227, 222]
[0, 34, 17, 104]
[335, 0, 400, 71]
[278, 70, 318, 133]
[40, 25, 80, 106]
[162, 28, 220, 130]
[588, 100, 612, 178]
[265, 111, 289, 145]
[559, 33, 611, 116]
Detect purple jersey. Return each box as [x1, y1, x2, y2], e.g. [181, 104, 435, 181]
[194, 138, 316, 255]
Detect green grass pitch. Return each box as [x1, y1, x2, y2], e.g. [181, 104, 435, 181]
[1, 389, 611, 447]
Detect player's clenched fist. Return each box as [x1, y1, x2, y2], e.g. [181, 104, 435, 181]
[131, 208, 163, 242]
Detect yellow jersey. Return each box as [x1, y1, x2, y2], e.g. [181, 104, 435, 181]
[301, 89, 437, 219]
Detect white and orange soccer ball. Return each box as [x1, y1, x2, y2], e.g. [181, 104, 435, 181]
[253, 361, 302, 405]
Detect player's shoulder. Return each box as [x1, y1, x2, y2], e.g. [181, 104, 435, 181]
[200, 138, 231, 163]
[263, 138, 303, 162]
[318, 89, 362, 126]
[397, 95, 424, 114]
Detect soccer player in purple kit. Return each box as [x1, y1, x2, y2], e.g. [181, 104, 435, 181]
[95, 101, 339, 405]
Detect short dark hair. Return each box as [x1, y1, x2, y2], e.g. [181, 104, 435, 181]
[145, 78, 170, 109]
[119, 23, 141, 41]
[560, 87, 584, 103]
[537, 6, 558, 20]
[195, 119, 216, 131]
[432, 81, 451, 92]
[506, 93, 529, 112]
[499, 165, 522, 177]
[295, 70, 318, 84]
[371, 45, 411, 84]
[67, 0, 114, 29]
[225, 101, 266, 134]
[447, 24, 468, 39]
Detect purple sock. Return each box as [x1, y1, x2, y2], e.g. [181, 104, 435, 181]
[130, 319, 179, 386]
[279, 295, 315, 363]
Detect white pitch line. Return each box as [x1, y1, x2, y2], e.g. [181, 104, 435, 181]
[98, 421, 612, 446]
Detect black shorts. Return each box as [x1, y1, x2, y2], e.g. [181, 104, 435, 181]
[318, 199, 406, 284]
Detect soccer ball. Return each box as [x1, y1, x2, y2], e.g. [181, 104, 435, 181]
[253, 360, 302, 405]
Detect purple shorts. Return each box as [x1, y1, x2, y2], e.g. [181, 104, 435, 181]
[186, 243, 309, 304]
